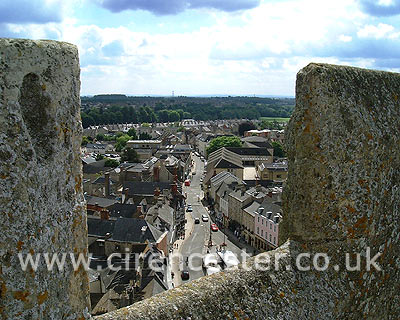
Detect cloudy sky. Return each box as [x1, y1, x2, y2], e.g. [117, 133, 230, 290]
[1, 0, 400, 96]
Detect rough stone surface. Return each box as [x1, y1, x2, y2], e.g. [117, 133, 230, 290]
[0, 39, 90, 319]
[281, 63, 400, 318]
[95, 63, 400, 319]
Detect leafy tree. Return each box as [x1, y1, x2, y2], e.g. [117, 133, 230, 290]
[127, 128, 138, 139]
[238, 121, 257, 136]
[115, 134, 131, 152]
[81, 136, 90, 146]
[96, 133, 105, 141]
[121, 147, 140, 163]
[272, 141, 286, 158]
[96, 153, 104, 161]
[206, 136, 242, 155]
[105, 158, 119, 168]
[157, 109, 170, 122]
[139, 132, 152, 140]
[182, 112, 191, 119]
[169, 110, 180, 122]
[142, 123, 150, 127]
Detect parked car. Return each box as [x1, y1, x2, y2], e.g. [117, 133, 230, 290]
[211, 223, 219, 232]
[202, 214, 209, 222]
[187, 205, 193, 212]
[181, 270, 190, 280]
[194, 218, 200, 224]
[184, 179, 190, 186]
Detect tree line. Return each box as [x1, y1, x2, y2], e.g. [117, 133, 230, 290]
[81, 96, 294, 128]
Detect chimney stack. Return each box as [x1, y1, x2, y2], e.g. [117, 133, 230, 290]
[136, 205, 143, 218]
[105, 172, 110, 197]
[100, 208, 110, 220]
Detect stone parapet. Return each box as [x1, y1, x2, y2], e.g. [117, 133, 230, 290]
[0, 39, 90, 319]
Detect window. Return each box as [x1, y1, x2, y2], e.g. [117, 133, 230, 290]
[274, 225, 276, 232]
[269, 234, 272, 242]
[261, 229, 263, 237]
[273, 237, 276, 245]
[270, 223, 272, 230]
[257, 226, 259, 234]
[261, 218, 263, 225]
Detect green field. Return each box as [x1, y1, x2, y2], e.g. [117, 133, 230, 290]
[260, 117, 291, 122]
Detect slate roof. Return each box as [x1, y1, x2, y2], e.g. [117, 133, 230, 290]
[92, 176, 116, 185]
[85, 195, 118, 208]
[123, 181, 172, 196]
[226, 147, 272, 157]
[108, 203, 138, 219]
[260, 161, 288, 171]
[256, 199, 282, 222]
[210, 171, 241, 189]
[207, 147, 243, 170]
[216, 181, 236, 200]
[229, 188, 251, 202]
[215, 159, 243, 169]
[145, 203, 174, 231]
[244, 141, 273, 149]
[87, 217, 116, 237]
[83, 159, 110, 174]
[111, 218, 163, 243]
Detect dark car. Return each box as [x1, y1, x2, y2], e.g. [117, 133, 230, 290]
[181, 270, 190, 280]
[194, 218, 200, 224]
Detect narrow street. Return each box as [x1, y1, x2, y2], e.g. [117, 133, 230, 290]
[170, 153, 250, 287]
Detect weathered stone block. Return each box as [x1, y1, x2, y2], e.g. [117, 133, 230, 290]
[0, 39, 90, 319]
[282, 63, 400, 317]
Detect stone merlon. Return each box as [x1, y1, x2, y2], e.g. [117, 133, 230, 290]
[0, 39, 89, 319]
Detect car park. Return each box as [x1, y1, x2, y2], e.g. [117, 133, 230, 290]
[202, 214, 209, 222]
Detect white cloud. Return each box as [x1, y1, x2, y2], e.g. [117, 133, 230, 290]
[339, 35, 353, 42]
[3, 0, 399, 96]
[357, 23, 395, 38]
